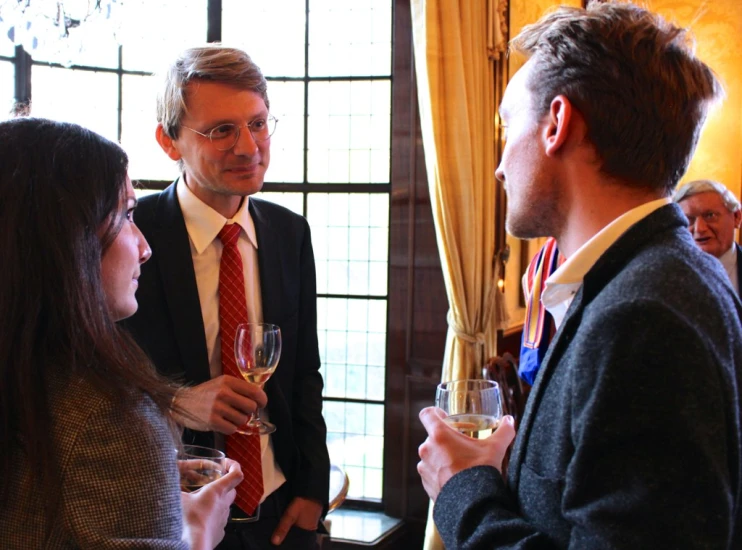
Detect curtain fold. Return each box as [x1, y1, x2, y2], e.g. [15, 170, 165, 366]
[410, 0, 508, 547]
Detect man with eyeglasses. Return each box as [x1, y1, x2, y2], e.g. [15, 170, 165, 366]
[673, 179, 742, 294]
[123, 45, 329, 550]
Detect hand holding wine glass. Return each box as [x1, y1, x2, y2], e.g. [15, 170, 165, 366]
[177, 444, 227, 493]
[234, 322, 281, 435]
[180, 457, 243, 549]
[435, 379, 503, 439]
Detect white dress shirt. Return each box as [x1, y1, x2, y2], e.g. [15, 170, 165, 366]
[176, 177, 285, 502]
[719, 243, 739, 294]
[542, 198, 671, 330]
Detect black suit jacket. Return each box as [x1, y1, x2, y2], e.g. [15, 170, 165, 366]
[123, 181, 330, 508]
[434, 204, 742, 548]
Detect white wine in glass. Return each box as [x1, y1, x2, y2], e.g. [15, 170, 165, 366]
[234, 322, 282, 435]
[435, 379, 503, 439]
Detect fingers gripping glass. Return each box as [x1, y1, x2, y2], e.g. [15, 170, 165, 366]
[182, 115, 278, 150]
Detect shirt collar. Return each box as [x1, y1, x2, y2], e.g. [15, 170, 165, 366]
[719, 242, 737, 271]
[176, 176, 258, 254]
[541, 197, 671, 328]
[547, 197, 671, 287]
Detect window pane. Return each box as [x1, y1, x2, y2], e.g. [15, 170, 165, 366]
[122, 74, 179, 182]
[31, 29, 119, 69]
[221, 0, 392, 505]
[307, 81, 391, 183]
[0, 27, 15, 57]
[309, 193, 389, 295]
[308, 0, 392, 77]
[265, 82, 305, 184]
[120, 0, 207, 72]
[318, 297, 387, 401]
[255, 192, 304, 216]
[0, 61, 13, 120]
[31, 66, 118, 142]
[324, 402, 384, 501]
[222, 0, 306, 77]
[2, 2, 119, 68]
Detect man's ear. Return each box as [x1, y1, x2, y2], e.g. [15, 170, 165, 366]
[155, 124, 182, 161]
[542, 95, 574, 157]
[733, 208, 742, 229]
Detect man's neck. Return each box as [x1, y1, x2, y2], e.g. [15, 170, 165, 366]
[556, 179, 667, 258]
[182, 173, 244, 219]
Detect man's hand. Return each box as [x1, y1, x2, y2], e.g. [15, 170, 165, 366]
[182, 458, 243, 550]
[417, 407, 516, 502]
[172, 375, 267, 434]
[271, 496, 323, 545]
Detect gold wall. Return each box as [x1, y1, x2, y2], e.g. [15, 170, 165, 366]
[503, 0, 742, 328]
[651, 0, 742, 193]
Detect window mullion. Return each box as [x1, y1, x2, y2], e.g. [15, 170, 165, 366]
[14, 45, 31, 112]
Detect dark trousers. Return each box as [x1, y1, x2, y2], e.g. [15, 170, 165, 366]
[217, 485, 320, 550]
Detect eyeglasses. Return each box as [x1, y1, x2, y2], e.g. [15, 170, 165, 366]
[182, 115, 278, 151]
[686, 210, 722, 227]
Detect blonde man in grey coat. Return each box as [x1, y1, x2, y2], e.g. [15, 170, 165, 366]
[417, 3, 742, 549]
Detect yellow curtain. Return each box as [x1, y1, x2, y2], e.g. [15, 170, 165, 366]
[410, 0, 509, 547]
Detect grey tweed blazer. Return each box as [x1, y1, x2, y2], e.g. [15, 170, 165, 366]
[434, 204, 742, 549]
[0, 372, 187, 549]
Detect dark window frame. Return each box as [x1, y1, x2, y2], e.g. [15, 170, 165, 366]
[8, 0, 401, 513]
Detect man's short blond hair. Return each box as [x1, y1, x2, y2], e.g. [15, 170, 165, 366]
[157, 45, 269, 140]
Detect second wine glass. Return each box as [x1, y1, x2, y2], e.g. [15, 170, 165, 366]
[234, 322, 282, 435]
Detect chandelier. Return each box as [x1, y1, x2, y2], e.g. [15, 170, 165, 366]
[0, 0, 124, 66]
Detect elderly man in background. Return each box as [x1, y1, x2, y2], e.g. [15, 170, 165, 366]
[673, 179, 742, 293]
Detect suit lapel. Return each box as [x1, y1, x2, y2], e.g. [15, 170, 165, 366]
[250, 198, 284, 325]
[249, 199, 286, 401]
[508, 286, 584, 490]
[152, 184, 210, 384]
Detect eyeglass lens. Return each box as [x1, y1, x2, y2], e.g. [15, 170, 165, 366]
[210, 117, 277, 150]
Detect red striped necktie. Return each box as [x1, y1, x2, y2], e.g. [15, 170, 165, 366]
[218, 222, 263, 515]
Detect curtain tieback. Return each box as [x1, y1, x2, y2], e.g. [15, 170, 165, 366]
[447, 311, 486, 345]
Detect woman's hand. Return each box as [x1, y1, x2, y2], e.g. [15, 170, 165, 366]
[181, 458, 243, 550]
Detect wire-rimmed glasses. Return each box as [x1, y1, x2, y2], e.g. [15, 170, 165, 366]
[182, 115, 278, 151]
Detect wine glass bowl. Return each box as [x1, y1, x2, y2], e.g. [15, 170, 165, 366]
[234, 322, 281, 435]
[435, 379, 502, 439]
[177, 444, 226, 493]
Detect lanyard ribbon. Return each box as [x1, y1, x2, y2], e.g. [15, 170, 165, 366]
[519, 238, 562, 385]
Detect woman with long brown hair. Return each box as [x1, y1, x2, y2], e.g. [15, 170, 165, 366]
[0, 117, 242, 549]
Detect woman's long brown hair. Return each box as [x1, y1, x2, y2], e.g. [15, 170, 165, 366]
[0, 118, 182, 506]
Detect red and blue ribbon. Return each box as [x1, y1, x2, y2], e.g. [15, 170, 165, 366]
[519, 238, 562, 385]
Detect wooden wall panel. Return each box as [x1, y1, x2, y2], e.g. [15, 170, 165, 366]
[384, 0, 448, 543]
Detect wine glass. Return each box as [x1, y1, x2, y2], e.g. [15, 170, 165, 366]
[234, 322, 282, 435]
[177, 444, 226, 493]
[435, 379, 502, 439]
